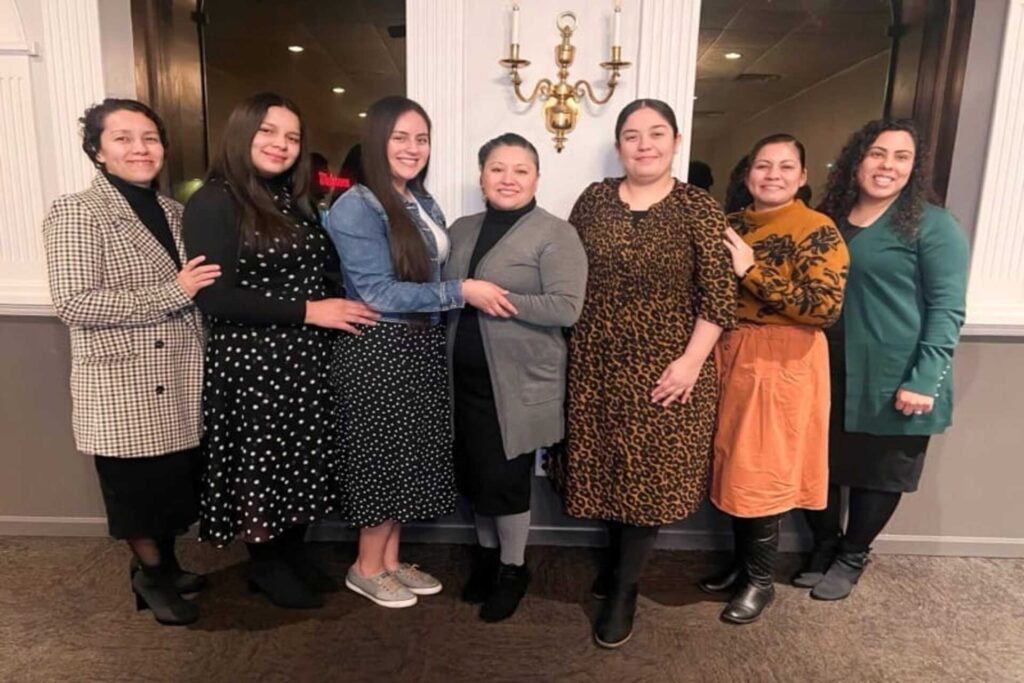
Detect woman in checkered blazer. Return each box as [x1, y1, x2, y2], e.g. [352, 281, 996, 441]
[42, 99, 222, 625]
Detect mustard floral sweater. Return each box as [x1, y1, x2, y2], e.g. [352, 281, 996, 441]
[727, 199, 849, 327]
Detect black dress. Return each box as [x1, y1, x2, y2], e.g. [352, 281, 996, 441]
[93, 173, 200, 539]
[453, 201, 536, 516]
[827, 219, 930, 492]
[182, 178, 338, 545]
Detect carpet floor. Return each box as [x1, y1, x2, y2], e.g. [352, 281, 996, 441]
[0, 537, 1021, 682]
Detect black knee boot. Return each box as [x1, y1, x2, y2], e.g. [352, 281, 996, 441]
[698, 516, 746, 593]
[594, 524, 658, 648]
[246, 538, 324, 609]
[720, 515, 778, 624]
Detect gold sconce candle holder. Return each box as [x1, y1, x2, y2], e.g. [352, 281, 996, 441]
[500, 10, 630, 152]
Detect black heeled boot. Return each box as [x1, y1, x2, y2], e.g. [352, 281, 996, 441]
[246, 539, 324, 609]
[791, 535, 841, 588]
[811, 547, 870, 601]
[594, 583, 638, 648]
[462, 546, 501, 603]
[131, 536, 205, 596]
[132, 563, 199, 626]
[698, 516, 746, 594]
[281, 525, 339, 593]
[720, 515, 778, 625]
[479, 563, 531, 622]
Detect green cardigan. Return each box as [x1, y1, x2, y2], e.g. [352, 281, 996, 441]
[841, 202, 969, 435]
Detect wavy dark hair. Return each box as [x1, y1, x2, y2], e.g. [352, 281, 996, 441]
[207, 92, 314, 249]
[817, 118, 933, 240]
[80, 98, 168, 171]
[361, 96, 432, 283]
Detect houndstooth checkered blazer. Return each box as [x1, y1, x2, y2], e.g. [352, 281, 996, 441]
[42, 174, 205, 458]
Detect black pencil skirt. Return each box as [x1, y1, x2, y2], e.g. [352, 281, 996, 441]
[93, 448, 201, 539]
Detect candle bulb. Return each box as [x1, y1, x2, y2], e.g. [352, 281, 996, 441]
[511, 3, 520, 46]
[612, 5, 622, 48]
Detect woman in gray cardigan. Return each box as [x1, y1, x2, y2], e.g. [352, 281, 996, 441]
[445, 133, 588, 621]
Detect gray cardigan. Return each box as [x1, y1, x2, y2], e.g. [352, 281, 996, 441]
[445, 206, 588, 458]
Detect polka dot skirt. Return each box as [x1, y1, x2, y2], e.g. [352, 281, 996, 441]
[329, 322, 456, 528]
[198, 188, 337, 546]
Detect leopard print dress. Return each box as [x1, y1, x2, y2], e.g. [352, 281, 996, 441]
[553, 178, 737, 526]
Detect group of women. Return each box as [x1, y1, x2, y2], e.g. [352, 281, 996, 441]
[42, 90, 968, 648]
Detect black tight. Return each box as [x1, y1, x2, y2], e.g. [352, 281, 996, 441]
[804, 484, 902, 552]
[605, 521, 660, 586]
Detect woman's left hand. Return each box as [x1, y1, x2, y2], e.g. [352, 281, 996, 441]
[651, 354, 703, 408]
[895, 388, 935, 416]
[723, 227, 756, 278]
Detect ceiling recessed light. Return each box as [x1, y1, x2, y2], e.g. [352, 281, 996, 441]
[332, 87, 346, 94]
[287, 45, 304, 53]
[358, 112, 367, 118]
[724, 51, 742, 60]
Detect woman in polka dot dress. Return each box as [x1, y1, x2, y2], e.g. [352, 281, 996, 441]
[326, 96, 515, 608]
[183, 93, 379, 610]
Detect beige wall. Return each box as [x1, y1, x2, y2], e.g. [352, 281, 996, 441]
[691, 50, 890, 205]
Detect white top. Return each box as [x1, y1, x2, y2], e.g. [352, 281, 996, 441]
[412, 197, 450, 263]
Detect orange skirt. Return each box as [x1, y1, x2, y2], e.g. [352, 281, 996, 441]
[711, 323, 829, 518]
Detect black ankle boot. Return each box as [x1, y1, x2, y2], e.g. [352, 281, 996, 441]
[132, 537, 205, 595]
[811, 548, 870, 601]
[479, 563, 531, 622]
[132, 565, 199, 626]
[281, 527, 339, 593]
[593, 583, 638, 648]
[462, 546, 500, 603]
[791, 535, 841, 588]
[247, 541, 324, 609]
[720, 516, 778, 625]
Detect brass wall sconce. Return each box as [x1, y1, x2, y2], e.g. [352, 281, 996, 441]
[499, 6, 630, 152]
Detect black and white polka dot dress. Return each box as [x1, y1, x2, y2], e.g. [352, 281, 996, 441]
[183, 180, 337, 546]
[330, 322, 457, 528]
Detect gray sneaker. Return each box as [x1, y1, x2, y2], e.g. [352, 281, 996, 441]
[390, 563, 443, 595]
[345, 567, 418, 608]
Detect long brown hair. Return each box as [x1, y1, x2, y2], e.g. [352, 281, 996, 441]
[362, 96, 433, 282]
[817, 118, 933, 241]
[207, 92, 314, 248]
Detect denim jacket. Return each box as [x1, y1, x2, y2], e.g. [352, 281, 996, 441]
[326, 184, 464, 325]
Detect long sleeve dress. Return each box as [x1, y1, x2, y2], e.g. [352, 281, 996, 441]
[182, 178, 338, 545]
[554, 178, 737, 526]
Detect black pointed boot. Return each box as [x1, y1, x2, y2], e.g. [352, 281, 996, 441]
[246, 540, 324, 609]
[132, 536, 205, 596]
[791, 535, 841, 588]
[281, 526, 339, 593]
[462, 545, 500, 603]
[720, 515, 778, 625]
[132, 564, 199, 626]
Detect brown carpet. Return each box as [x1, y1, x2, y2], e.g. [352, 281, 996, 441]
[0, 537, 1021, 682]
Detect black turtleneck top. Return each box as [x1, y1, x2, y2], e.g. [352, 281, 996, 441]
[105, 171, 181, 269]
[453, 198, 537, 369]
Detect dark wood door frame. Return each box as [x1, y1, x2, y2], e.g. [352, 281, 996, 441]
[886, 0, 976, 204]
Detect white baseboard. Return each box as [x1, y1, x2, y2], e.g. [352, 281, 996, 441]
[5, 516, 1023, 558]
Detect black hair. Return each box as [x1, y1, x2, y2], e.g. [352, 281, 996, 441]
[477, 132, 540, 172]
[79, 98, 168, 169]
[614, 99, 679, 142]
[688, 160, 713, 190]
